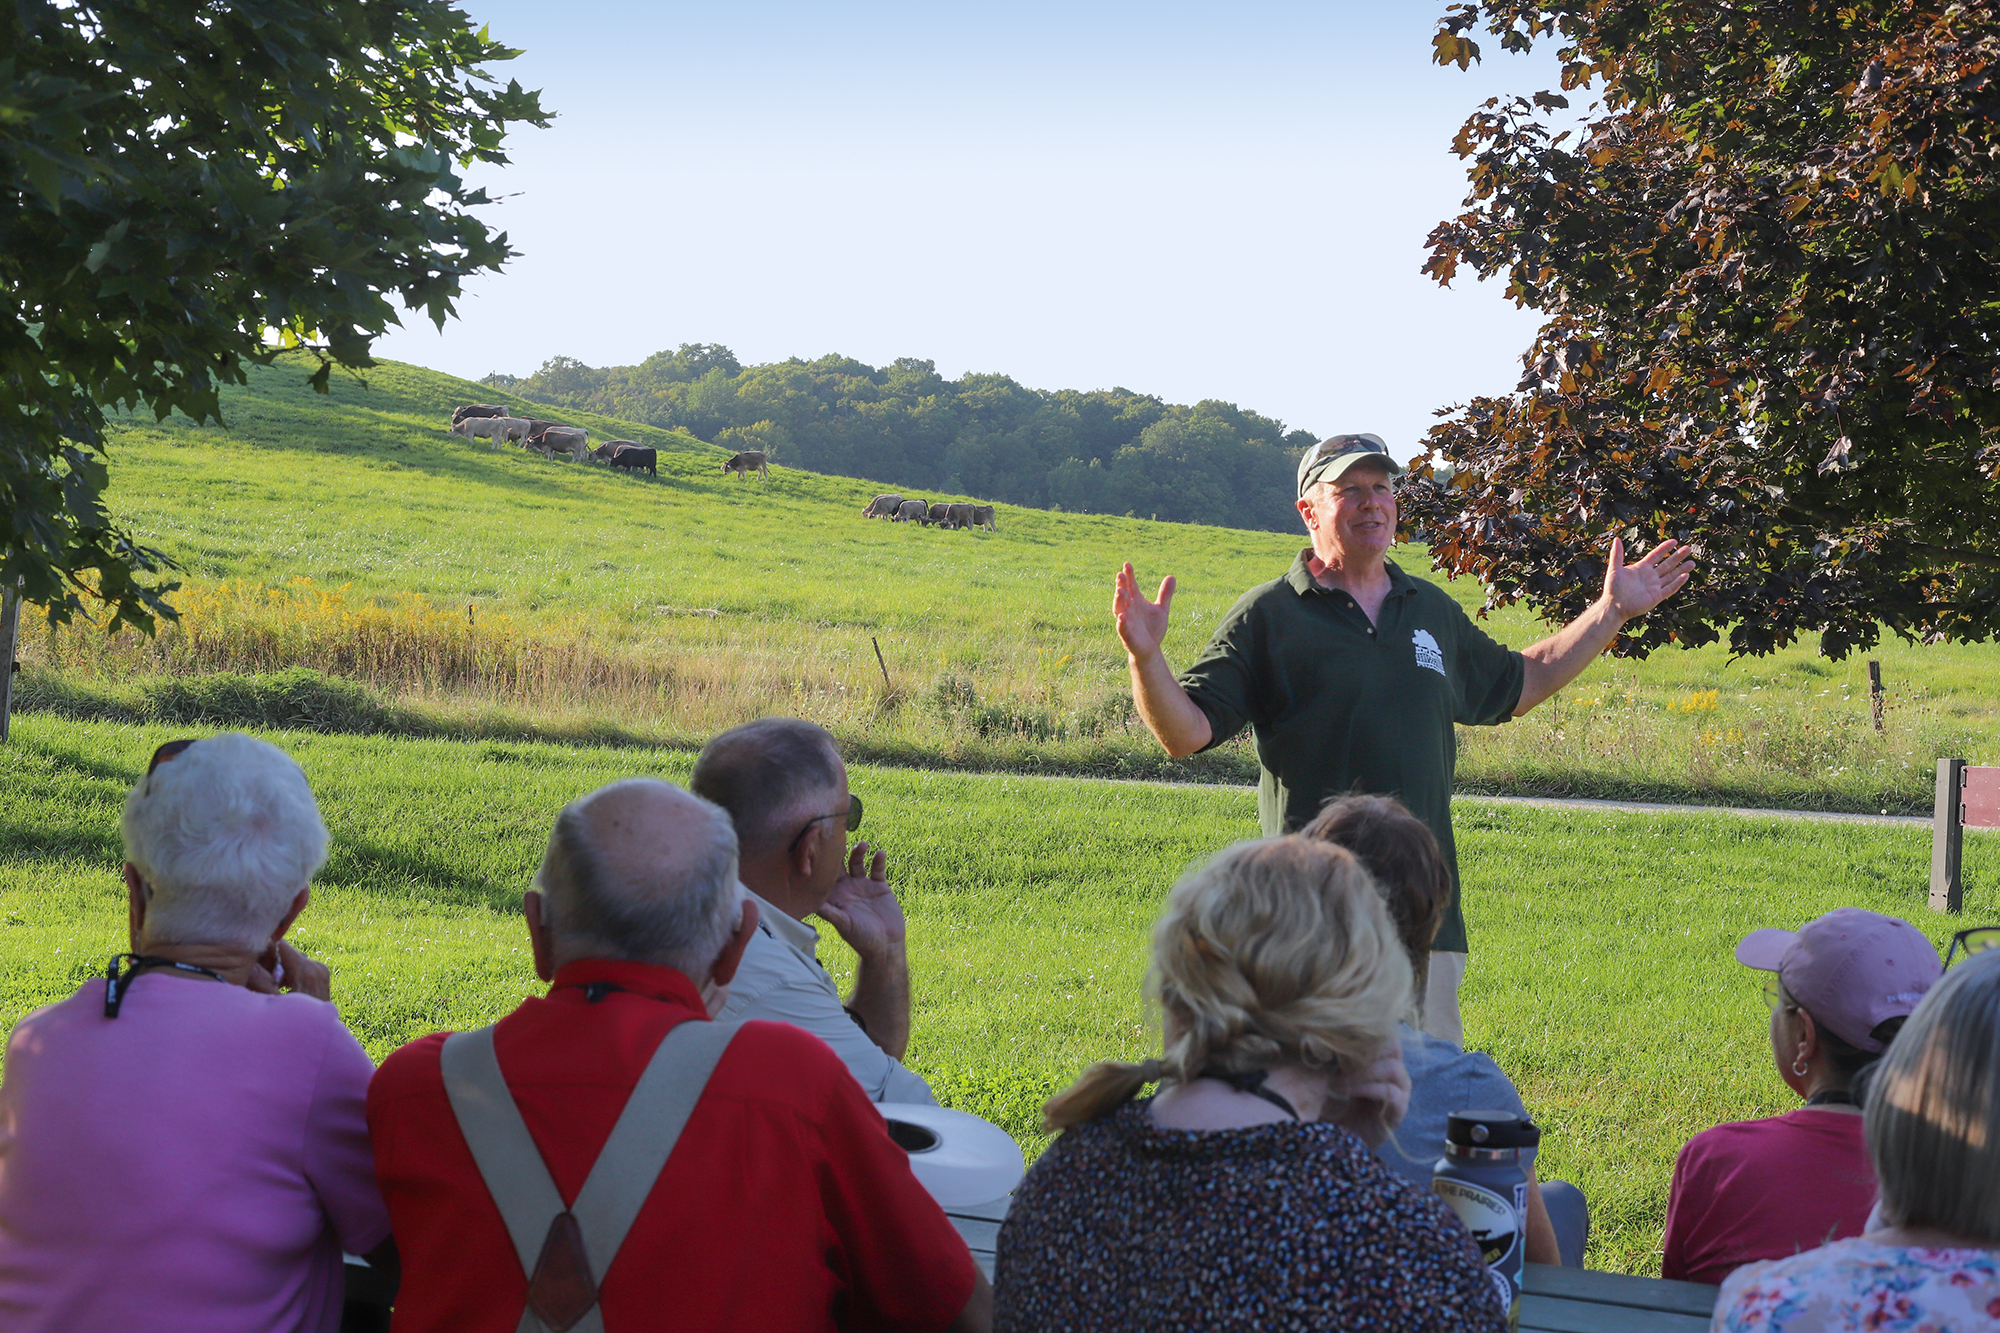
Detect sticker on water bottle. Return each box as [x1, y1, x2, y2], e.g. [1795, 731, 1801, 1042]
[1433, 1178, 1519, 1268]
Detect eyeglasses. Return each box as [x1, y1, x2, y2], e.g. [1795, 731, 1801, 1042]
[144, 739, 199, 794]
[787, 794, 864, 857]
[1760, 976, 1794, 1013]
[1944, 926, 2000, 968]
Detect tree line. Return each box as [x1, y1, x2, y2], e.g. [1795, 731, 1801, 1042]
[483, 348, 1316, 533]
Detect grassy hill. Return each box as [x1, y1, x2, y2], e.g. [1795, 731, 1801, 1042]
[15, 351, 2000, 807]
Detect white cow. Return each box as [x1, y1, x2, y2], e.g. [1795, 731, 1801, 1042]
[452, 416, 533, 449]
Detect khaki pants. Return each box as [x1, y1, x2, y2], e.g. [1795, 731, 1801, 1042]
[1421, 950, 1468, 1047]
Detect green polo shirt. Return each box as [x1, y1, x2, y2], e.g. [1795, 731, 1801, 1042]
[1179, 551, 1524, 954]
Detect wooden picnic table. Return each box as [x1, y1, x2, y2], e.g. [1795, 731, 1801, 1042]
[944, 1197, 1722, 1333]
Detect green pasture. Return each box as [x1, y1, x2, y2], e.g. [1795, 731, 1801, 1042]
[4, 714, 1994, 1274]
[11, 352, 1989, 810]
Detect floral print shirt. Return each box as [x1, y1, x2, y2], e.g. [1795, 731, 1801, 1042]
[1714, 1236, 2000, 1331]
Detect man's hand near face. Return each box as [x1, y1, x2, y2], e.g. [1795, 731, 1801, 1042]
[815, 842, 913, 1060]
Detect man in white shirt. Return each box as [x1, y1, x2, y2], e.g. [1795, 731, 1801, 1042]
[690, 718, 935, 1104]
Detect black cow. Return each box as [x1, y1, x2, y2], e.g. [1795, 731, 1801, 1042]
[451, 404, 508, 426]
[605, 444, 657, 476]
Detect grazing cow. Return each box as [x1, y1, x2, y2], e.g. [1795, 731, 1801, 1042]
[894, 498, 929, 523]
[863, 494, 903, 519]
[944, 503, 978, 531]
[972, 504, 996, 532]
[452, 415, 526, 446]
[604, 445, 657, 476]
[722, 450, 769, 481]
[493, 417, 534, 449]
[926, 501, 953, 527]
[451, 404, 508, 426]
[532, 427, 588, 462]
[590, 440, 641, 460]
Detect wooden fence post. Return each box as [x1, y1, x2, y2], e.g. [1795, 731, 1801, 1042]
[1868, 660, 1884, 732]
[0, 581, 20, 745]
[1931, 757, 1966, 914]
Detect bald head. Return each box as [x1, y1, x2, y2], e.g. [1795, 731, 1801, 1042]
[534, 778, 741, 976]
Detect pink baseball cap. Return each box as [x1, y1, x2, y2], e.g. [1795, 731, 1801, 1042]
[1736, 908, 1942, 1052]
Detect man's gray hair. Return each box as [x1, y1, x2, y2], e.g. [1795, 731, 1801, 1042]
[689, 718, 844, 858]
[535, 778, 742, 976]
[121, 733, 330, 951]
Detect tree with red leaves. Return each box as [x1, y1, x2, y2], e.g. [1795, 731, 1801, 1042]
[1412, 1, 2000, 658]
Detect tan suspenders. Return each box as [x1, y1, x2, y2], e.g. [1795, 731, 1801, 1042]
[439, 1018, 743, 1333]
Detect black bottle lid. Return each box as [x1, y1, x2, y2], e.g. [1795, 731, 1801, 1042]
[1445, 1109, 1541, 1150]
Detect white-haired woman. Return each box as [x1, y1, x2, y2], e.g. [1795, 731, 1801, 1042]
[0, 734, 392, 1333]
[993, 837, 1504, 1332]
[1712, 944, 2000, 1330]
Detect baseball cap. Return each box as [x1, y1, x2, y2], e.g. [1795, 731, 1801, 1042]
[1297, 434, 1403, 499]
[1735, 908, 1942, 1052]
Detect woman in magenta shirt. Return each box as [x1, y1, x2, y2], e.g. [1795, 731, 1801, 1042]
[1661, 908, 1942, 1286]
[0, 735, 391, 1333]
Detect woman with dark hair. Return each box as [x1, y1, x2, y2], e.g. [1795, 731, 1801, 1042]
[1301, 794, 1577, 1267]
[1662, 909, 1941, 1286]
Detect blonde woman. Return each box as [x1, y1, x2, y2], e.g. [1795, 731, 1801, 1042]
[1713, 947, 2000, 1330]
[992, 838, 1504, 1332]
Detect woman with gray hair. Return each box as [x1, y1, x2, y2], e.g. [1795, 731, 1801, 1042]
[993, 837, 1504, 1332]
[1711, 940, 2000, 1331]
[0, 734, 392, 1333]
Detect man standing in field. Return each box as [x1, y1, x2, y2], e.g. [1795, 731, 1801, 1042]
[1114, 433, 1695, 1043]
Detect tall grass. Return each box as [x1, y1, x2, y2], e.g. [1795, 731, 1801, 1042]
[26, 576, 1233, 776]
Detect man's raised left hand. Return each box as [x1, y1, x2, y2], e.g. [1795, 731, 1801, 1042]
[1603, 534, 1696, 621]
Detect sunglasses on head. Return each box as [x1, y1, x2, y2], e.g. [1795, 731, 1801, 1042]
[144, 739, 199, 794]
[1945, 926, 2000, 969]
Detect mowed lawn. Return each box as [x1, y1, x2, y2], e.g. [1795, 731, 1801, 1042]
[4, 715, 1994, 1274]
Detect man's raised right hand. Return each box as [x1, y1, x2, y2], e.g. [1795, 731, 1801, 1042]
[1114, 562, 1176, 663]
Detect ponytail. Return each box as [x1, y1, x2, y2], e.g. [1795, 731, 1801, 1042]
[1042, 1059, 1165, 1131]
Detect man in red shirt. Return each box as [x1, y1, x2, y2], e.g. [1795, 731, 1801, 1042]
[368, 777, 989, 1332]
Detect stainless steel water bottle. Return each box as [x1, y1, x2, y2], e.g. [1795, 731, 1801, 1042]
[1433, 1109, 1540, 1332]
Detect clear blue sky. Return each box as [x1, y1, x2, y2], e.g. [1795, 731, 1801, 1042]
[373, 1, 1565, 459]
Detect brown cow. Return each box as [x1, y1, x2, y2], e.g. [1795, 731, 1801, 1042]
[722, 450, 769, 481]
[972, 504, 997, 532]
[944, 503, 977, 530]
[894, 498, 929, 523]
[532, 427, 588, 462]
[926, 501, 951, 526]
[863, 493, 902, 519]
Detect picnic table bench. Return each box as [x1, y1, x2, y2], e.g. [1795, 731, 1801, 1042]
[944, 1195, 1722, 1333]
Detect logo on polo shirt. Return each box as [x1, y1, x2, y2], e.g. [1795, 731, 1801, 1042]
[1412, 629, 1446, 677]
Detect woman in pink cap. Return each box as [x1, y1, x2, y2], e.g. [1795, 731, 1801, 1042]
[1660, 908, 1941, 1286]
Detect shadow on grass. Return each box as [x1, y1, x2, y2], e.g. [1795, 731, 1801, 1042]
[0, 821, 123, 867]
[322, 840, 524, 914]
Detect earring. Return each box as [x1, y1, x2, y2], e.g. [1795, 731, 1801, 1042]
[1792, 1056, 1810, 1077]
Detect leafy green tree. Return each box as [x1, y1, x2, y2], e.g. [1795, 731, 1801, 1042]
[493, 349, 1317, 532]
[1414, 1, 2000, 658]
[4, 0, 546, 629]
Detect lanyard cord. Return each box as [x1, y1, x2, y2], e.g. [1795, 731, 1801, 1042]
[103, 954, 227, 1018]
[1198, 1068, 1302, 1122]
